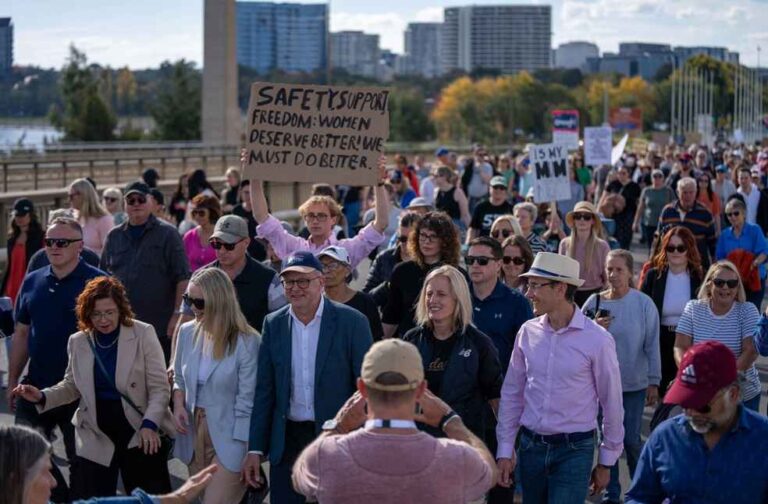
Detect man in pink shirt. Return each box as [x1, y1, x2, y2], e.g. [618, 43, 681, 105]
[248, 156, 390, 268]
[292, 339, 496, 503]
[496, 252, 624, 503]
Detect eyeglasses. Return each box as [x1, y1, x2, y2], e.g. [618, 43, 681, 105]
[191, 209, 208, 217]
[104, 197, 118, 203]
[182, 293, 205, 310]
[525, 281, 556, 292]
[418, 233, 439, 243]
[572, 213, 593, 221]
[712, 278, 739, 289]
[652, 174, 664, 179]
[465, 255, 496, 266]
[726, 211, 741, 218]
[91, 309, 118, 320]
[665, 244, 687, 254]
[44, 238, 82, 248]
[321, 262, 344, 272]
[304, 212, 330, 222]
[503, 256, 525, 266]
[281, 277, 318, 289]
[492, 229, 512, 239]
[210, 239, 243, 251]
[125, 196, 147, 206]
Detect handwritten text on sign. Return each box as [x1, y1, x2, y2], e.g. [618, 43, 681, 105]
[530, 143, 571, 203]
[245, 83, 390, 185]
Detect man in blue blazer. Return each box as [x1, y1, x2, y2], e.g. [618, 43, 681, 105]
[242, 251, 373, 503]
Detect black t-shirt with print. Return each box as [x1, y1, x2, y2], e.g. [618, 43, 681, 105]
[425, 333, 458, 394]
[470, 199, 514, 235]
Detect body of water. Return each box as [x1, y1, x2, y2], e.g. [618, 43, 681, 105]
[0, 125, 62, 152]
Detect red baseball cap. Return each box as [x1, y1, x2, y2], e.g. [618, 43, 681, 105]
[664, 341, 737, 410]
[678, 153, 693, 163]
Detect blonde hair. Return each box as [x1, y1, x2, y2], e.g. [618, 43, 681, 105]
[414, 265, 473, 331]
[102, 187, 123, 212]
[514, 202, 538, 222]
[70, 179, 108, 219]
[190, 268, 257, 360]
[698, 260, 746, 303]
[563, 207, 602, 276]
[225, 167, 241, 184]
[606, 249, 635, 289]
[298, 196, 342, 219]
[491, 214, 523, 237]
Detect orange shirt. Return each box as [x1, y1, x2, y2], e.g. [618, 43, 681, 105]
[4, 241, 26, 303]
[697, 191, 721, 217]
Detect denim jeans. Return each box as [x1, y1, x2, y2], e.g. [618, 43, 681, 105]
[604, 389, 646, 502]
[518, 428, 596, 504]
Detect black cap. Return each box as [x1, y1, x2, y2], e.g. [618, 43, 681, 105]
[142, 168, 160, 187]
[12, 198, 34, 216]
[149, 188, 165, 206]
[124, 181, 151, 197]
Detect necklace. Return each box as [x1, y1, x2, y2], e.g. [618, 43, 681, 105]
[93, 332, 119, 349]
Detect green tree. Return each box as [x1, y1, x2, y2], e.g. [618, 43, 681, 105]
[389, 88, 434, 142]
[49, 45, 116, 141]
[150, 60, 201, 140]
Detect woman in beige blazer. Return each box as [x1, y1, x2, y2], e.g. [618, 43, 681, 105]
[12, 276, 175, 500]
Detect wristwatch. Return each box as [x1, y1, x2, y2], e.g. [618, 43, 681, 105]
[322, 419, 343, 434]
[439, 410, 460, 432]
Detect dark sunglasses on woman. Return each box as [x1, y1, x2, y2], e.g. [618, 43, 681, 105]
[503, 256, 525, 265]
[492, 229, 512, 239]
[182, 293, 205, 310]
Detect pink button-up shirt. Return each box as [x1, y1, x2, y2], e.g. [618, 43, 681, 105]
[256, 215, 385, 268]
[496, 307, 624, 466]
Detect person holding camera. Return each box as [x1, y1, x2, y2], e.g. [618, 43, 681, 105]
[581, 249, 661, 504]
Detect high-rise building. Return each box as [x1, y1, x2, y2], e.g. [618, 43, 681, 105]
[673, 46, 739, 65]
[0, 18, 13, 75]
[554, 41, 599, 70]
[441, 5, 551, 75]
[236, 2, 327, 74]
[331, 31, 380, 79]
[402, 22, 443, 78]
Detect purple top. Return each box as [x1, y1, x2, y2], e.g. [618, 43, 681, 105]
[183, 227, 217, 272]
[496, 308, 625, 466]
[256, 215, 385, 268]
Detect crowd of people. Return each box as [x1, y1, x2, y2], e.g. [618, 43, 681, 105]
[1, 141, 768, 504]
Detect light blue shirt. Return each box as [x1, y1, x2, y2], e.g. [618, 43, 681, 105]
[289, 297, 325, 421]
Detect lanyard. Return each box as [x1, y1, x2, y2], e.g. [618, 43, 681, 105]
[364, 419, 417, 430]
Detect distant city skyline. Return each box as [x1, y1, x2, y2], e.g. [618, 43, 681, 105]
[2, 0, 767, 69]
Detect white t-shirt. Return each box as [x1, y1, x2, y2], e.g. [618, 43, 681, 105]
[738, 185, 761, 224]
[661, 271, 691, 326]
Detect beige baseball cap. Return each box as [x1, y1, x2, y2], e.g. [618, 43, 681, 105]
[361, 340, 424, 391]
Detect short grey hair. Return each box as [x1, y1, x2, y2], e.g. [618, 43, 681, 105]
[677, 177, 697, 193]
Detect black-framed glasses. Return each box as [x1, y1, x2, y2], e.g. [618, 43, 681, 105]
[726, 211, 741, 218]
[465, 255, 495, 266]
[492, 229, 512, 239]
[281, 277, 318, 290]
[182, 293, 205, 310]
[44, 238, 82, 249]
[210, 239, 243, 251]
[418, 232, 439, 243]
[503, 256, 525, 266]
[665, 245, 687, 254]
[191, 209, 208, 217]
[572, 212, 593, 221]
[712, 278, 739, 289]
[125, 196, 147, 206]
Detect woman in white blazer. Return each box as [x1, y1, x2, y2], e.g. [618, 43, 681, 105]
[172, 267, 260, 504]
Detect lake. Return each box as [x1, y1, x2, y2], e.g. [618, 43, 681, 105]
[0, 125, 62, 152]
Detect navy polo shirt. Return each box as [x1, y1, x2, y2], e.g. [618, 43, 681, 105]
[626, 408, 768, 503]
[470, 281, 533, 375]
[15, 260, 106, 388]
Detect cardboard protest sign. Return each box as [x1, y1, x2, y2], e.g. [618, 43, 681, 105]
[530, 143, 571, 203]
[245, 82, 390, 185]
[584, 126, 612, 166]
[552, 109, 580, 150]
[631, 137, 649, 155]
[609, 107, 643, 132]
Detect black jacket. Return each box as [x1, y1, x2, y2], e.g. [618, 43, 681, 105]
[362, 246, 403, 307]
[1, 224, 44, 296]
[403, 324, 503, 437]
[640, 266, 703, 323]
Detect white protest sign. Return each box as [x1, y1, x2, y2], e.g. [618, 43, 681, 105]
[584, 126, 612, 166]
[611, 133, 629, 166]
[530, 143, 571, 203]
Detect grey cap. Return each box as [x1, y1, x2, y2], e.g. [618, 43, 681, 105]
[211, 215, 249, 244]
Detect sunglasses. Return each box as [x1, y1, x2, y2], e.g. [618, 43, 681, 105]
[665, 245, 687, 254]
[210, 239, 242, 251]
[652, 174, 664, 179]
[182, 293, 205, 310]
[465, 255, 495, 266]
[503, 256, 525, 265]
[125, 196, 147, 206]
[712, 278, 739, 289]
[492, 229, 512, 239]
[44, 238, 82, 248]
[572, 213, 593, 221]
[491, 185, 506, 191]
[726, 211, 741, 218]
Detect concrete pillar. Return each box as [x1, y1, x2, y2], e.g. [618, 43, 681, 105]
[202, 0, 241, 146]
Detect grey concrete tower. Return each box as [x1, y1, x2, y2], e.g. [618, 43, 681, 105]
[202, 0, 241, 145]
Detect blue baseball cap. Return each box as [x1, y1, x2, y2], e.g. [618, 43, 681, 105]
[715, 164, 729, 173]
[280, 250, 324, 276]
[435, 147, 449, 157]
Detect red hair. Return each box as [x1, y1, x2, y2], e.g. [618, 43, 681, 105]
[652, 226, 702, 278]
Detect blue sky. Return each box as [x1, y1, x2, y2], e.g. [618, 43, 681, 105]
[3, 0, 767, 69]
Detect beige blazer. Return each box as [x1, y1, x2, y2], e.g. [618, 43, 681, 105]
[39, 320, 175, 467]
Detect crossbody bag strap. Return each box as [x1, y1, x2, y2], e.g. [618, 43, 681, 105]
[86, 334, 144, 418]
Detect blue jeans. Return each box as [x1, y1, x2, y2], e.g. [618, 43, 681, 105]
[604, 389, 646, 502]
[518, 428, 596, 504]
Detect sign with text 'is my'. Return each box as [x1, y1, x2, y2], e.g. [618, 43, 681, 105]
[245, 82, 390, 185]
[530, 143, 571, 203]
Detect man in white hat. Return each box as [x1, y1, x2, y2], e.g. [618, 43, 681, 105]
[495, 252, 624, 503]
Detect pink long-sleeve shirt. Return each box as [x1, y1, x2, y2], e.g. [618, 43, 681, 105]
[496, 307, 625, 466]
[256, 215, 385, 267]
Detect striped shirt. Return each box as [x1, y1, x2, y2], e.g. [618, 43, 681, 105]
[677, 300, 761, 401]
[526, 232, 548, 255]
[657, 201, 716, 265]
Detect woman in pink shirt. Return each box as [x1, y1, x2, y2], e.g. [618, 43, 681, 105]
[183, 194, 220, 272]
[68, 178, 114, 257]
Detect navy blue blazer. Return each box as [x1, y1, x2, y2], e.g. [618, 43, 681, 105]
[248, 297, 372, 464]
